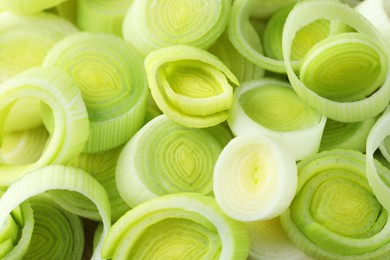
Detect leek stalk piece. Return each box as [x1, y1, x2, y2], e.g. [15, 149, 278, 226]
[77, 0, 134, 37]
[0, 165, 111, 260]
[0, 67, 89, 187]
[43, 32, 148, 153]
[122, 0, 232, 56]
[281, 149, 390, 259]
[228, 78, 326, 161]
[116, 115, 232, 208]
[23, 195, 84, 260]
[213, 134, 297, 221]
[52, 0, 78, 24]
[283, 0, 390, 122]
[145, 45, 238, 128]
[101, 193, 250, 260]
[0, 0, 66, 14]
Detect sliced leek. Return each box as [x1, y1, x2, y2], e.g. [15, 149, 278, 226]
[228, 78, 326, 161]
[101, 193, 250, 259]
[213, 134, 297, 221]
[116, 114, 231, 208]
[0, 0, 66, 14]
[43, 32, 148, 153]
[0, 67, 89, 187]
[0, 165, 111, 260]
[283, 0, 390, 122]
[281, 149, 390, 259]
[122, 0, 231, 56]
[145, 45, 238, 128]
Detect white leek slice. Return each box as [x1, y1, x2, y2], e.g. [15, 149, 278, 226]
[0, 0, 66, 14]
[122, 0, 231, 56]
[0, 67, 89, 187]
[283, 0, 390, 122]
[228, 78, 326, 161]
[101, 193, 250, 259]
[0, 165, 111, 260]
[145, 44, 238, 128]
[3, 98, 43, 133]
[23, 195, 84, 260]
[43, 32, 148, 153]
[281, 149, 390, 259]
[77, 0, 134, 37]
[116, 114, 231, 207]
[213, 134, 297, 221]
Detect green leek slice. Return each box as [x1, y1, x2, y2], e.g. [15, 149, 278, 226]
[228, 78, 326, 161]
[101, 193, 250, 260]
[0, 0, 66, 14]
[116, 114, 231, 208]
[283, 0, 390, 122]
[0, 67, 89, 187]
[213, 134, 297, 221]
[122, 0, 231, 56]
[0, 165, 111, 260]
[51, 0, 78, 24]
[43, 32, 148, 153]
[145, 44, 238, 128]
[281, 149, 390, 259]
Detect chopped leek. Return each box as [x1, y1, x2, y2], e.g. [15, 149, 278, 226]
[0, 0, 66, 14]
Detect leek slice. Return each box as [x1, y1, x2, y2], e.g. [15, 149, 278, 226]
[213, 134, 297, 221]
[0, 67, 89, 186]
[145, 44, 238, 128]
[101, 193, 250, 259]
[0, 165, 111, 260]
[116, 114, 231, 208]
[0, 0, 66, 14]
[228, 78, 326, 161]
[122, 0, 231, 56]
[77, 0, 134, 37]
[52, 0, 78, 24]
[23, 195, 84, 260]
[283, 0, 390, 122]
[43, 32, 148, 153]
[281, 149, 390, 259]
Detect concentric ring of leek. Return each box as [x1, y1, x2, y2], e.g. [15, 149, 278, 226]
[213, 134, 297, 221]
[0, 67, 89, 187]
[0, 0, 66, 14]
[76, 0, 134, 37]
[145, 45, 238, 128]
[122, 0, 231, 56]
[50, 145, 130, 222]
[0, 190, 34, 260]
[0, 11, 78, 83]
[116, 114, 231, 208]
[43, 32, 148, 153]
[228, 78, 326, 161]
[0, 165, 111, 260]
[101, 193, 250, 260]
[283, 0, 390, 122]
[23, 195, 84, 260]
[281, 149, 390, 259]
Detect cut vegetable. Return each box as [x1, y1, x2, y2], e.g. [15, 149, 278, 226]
[0, 0, 66, 14]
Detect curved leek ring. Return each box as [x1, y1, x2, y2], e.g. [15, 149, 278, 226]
[43, 32, 148, 153]
[0, 0, 66, 14]
[23, 195, 84, 260]
[101, 193, 250, 260]
[116, 114, 231, 208]
[281, 149, 390, 259]
[0, 165, 111, 260]
[228, 78, 326, 161]
[0, 67, 89, 187]
[122, 0, 231, 56]
[145, 44, 238, 128]
[213, 134, 297, 221]
[283, 0, 390, 122]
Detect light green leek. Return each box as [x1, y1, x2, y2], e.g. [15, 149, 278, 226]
[122, 0, 232, 56]
[101, 193, 250, 259]
[43, 32, 148, 153]
[228, 78, 326, 160]
[281, 149, 390, 259]
[283, 0, 390, 122]
[116, 114, 232, 208]
[145, 44, 238, 128]
[0, 67, 89, 187]
[0, 0, 66, 14]
[213, 134, 297, 221]
[52, 0, 78, 24]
